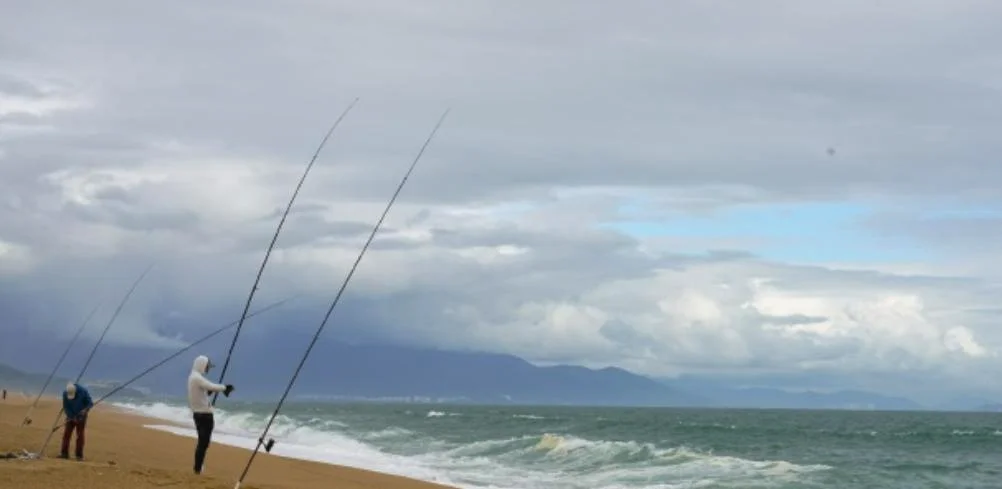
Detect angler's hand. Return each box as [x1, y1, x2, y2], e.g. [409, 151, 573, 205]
[224, 384, 235, 397]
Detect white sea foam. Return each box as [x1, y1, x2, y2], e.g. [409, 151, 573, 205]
[113, 402, 448, 483]
[512, 414, 546, 420]
[113, 401, 830, 489]
[427, 410, 462, 418]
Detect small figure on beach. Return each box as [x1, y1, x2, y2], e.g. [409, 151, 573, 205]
[2, 388, 6, 400]
[187, 355, 234, 475]
[61, 382, 94, 460]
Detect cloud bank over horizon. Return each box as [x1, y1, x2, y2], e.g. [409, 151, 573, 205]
[4, 0, 1002, 402]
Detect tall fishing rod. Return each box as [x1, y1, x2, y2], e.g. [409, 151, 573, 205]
[36, 264, 153, 458]
[233, 108, 451, 489]
[19, 304, 102, 428]
[43, 295, 299, 436]
[212, 98, 360, 407]
[8, 303, 100, 452]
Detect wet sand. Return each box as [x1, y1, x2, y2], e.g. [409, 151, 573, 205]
[0, 394, 456, 489]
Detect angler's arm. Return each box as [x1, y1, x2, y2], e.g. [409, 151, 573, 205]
[62, 397, 75, 418]
[195, 375, 227, 393]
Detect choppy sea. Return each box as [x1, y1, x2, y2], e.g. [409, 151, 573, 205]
[113, 400, 1002, 489]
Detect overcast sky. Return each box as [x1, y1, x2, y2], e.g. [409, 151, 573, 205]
[3, 0, 1002, 402]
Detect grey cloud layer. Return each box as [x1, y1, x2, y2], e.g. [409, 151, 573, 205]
[3, 0, 1002, 400]
[7, 1, 1002, 201]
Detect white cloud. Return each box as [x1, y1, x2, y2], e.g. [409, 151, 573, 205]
[0, 92, 86, 118]
[428, 257, 995, 377]
[0, 238, 33, 273]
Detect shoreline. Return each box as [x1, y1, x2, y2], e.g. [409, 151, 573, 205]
[0, 395, 458, 489]
[111, 398, 457, 485]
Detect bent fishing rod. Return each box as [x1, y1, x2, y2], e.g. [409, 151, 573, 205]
[233, 108, 451, 489]
[36, 264, 153, 458]
[212, 97, 361, 407]
[19, 303, 101, 428]
[44, 295, 299, 435]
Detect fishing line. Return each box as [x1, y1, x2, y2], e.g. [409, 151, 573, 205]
[233, 108, 450, 489]
[44, 295, 299, 435]
[5, 303, 101, 453]
[212, 98, 360, 406]
[36, 264, 153, 457]
[20, 303, 101, 428]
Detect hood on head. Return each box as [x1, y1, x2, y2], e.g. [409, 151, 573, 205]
[192, 355, 214, 374]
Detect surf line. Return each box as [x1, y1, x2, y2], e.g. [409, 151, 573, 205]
[42, 295, 299, 436]
[232, 108, 451, 489]
[211, 97, 361, 407]
[35, 264, 154, 458]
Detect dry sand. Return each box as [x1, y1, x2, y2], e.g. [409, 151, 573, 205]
[0, 394, 456, 489]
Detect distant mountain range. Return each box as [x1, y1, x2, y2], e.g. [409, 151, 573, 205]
[2, 339, 997, 411]
[660, 376, 924, 411]
[280, 343, 703, 407]
[0, 363, 149, 400]
[934, 395, 1002, 413]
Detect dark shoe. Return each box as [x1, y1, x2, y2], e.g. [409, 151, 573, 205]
[58, 453, 69, 459]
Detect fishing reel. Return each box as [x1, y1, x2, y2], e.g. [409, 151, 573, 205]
[259, 437, 276, 453]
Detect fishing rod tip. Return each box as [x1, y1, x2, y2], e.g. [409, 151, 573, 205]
[433, 108, 452, 126]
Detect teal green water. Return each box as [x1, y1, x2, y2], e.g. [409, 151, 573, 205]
[119, 400, 1002, 489]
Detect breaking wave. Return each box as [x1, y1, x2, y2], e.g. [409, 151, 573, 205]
[112, 401, 830, 489]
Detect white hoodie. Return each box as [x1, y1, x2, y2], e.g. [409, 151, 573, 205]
[188, 355, 227, 414]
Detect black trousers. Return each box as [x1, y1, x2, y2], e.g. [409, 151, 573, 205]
[193, 412, 215, 473]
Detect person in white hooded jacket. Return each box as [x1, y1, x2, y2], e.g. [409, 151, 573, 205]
[187, 355, 234, 475]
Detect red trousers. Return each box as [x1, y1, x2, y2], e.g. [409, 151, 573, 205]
[60, 416, 86, 458]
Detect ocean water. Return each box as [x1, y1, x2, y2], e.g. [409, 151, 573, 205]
[113, 400, 1002, 489]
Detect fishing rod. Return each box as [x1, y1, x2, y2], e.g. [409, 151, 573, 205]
[43, 295, 299, 436]
[36, 264, 153, 458]
[212, 98, 360, 407]
[20, 303, 101, 428]
[7, 304, 101, 453]
[232, 108, 451, 489]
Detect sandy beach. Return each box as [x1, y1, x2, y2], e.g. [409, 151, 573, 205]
[0, 394, 456, 489]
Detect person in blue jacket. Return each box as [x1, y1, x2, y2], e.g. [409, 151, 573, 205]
[61, 382, 94, 460]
